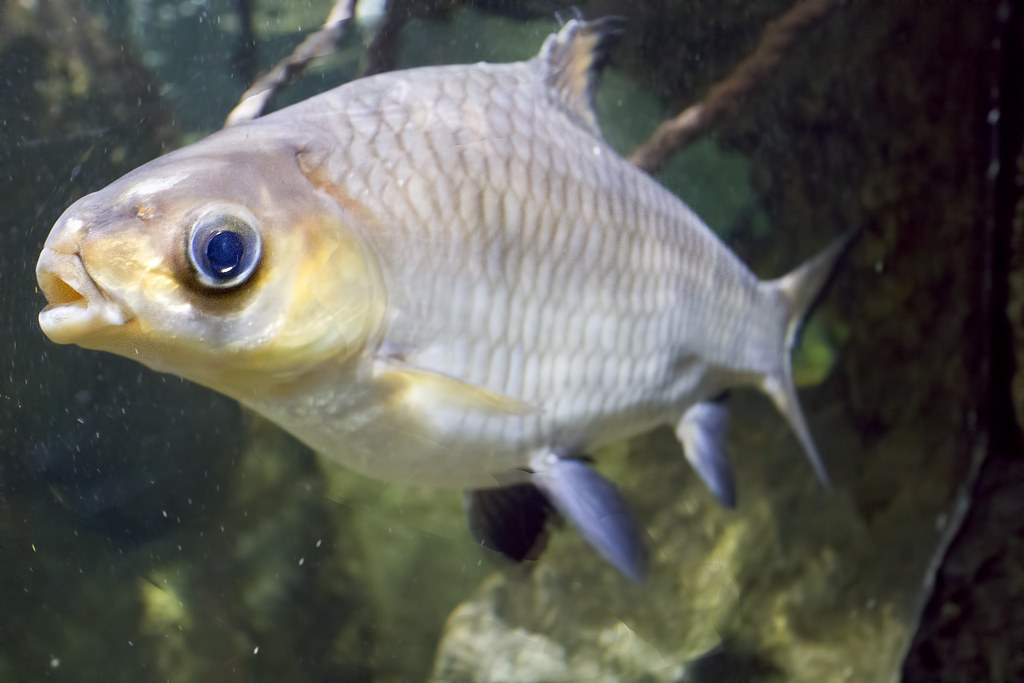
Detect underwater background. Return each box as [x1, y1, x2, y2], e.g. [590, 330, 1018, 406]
[1, 0, 1022, 679]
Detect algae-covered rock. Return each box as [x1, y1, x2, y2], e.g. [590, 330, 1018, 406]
[432, 399, 898, 681]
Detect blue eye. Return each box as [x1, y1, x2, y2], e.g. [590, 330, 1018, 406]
[187, 210, 261, 289]
[207, 231, 244, 274]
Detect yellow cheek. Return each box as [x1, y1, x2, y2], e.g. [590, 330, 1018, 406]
[255, 219, 386, 366]
[77, 211, 385, 392]
[86, 234, 182, 306]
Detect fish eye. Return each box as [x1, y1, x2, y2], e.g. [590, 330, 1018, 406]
[187, 210, 262, 289]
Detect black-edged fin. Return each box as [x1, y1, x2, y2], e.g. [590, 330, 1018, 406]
[536, 18, 623, 136]
[530, 452, 648, 582]
[675, 399, 736, 508]
[465, 484, 554, 562]
[762, 230, 857, 488]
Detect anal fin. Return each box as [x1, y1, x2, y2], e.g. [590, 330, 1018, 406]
[676, 398, 736, 508]
[530, 452, 648, 582]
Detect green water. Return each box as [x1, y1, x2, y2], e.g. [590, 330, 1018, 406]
[0, 0, 1005, 679]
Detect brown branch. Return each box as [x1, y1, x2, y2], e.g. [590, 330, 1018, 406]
[224, 0, 358, 128]
[628, 0, 836, 175]
[231, 0, 258, 87]
[362, 0, 412, 77]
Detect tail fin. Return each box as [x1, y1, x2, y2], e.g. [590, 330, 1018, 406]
[762, 231, 856, 488]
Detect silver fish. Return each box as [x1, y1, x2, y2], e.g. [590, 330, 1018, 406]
[36, 20, 849, 581]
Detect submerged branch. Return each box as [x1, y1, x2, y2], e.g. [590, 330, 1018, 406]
[363, 0, 412, 76]
[628, 0, 836, 175]
[224, 0, 358, 128]
[231, 0, 258, 87]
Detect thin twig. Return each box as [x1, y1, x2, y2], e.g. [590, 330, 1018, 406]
[231, 0, 258, 87]
[628, 0, 836, 175]
[363, 0, 411, 76]
[224, 0, 358, 128]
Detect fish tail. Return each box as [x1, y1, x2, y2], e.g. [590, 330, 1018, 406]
[761, 231, 856, 488]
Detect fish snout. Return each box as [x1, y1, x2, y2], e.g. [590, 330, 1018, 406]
[36, 234, 131, 344]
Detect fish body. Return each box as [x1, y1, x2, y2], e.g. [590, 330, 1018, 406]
[36, 21, 847, 580]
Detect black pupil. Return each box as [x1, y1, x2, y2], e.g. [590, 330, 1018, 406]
[206, 230, 244, 276]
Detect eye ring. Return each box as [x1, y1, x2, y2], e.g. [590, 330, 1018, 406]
[187, 208, 262, 289]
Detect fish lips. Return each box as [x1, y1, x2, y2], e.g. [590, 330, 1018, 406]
[36, 246, 132, 345]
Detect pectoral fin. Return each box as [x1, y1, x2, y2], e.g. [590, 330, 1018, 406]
[377, 357, 539, 416]
[676, 398, 736, 508]
[465, 484, 554, 562]
[530, 452, 648, 582]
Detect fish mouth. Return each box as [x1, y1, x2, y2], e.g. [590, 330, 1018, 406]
[36, 247, 131, 344]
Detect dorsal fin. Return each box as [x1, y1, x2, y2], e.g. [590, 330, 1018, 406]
[536, 18, 622, 136]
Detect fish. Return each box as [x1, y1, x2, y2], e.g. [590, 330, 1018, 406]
[35, 19, 850, 582]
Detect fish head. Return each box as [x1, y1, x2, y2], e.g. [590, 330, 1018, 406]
[36, 131, 387, 396]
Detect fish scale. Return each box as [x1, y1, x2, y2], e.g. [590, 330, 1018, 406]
[344, 66, 720, 441]
[35, 20, 850, 580]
